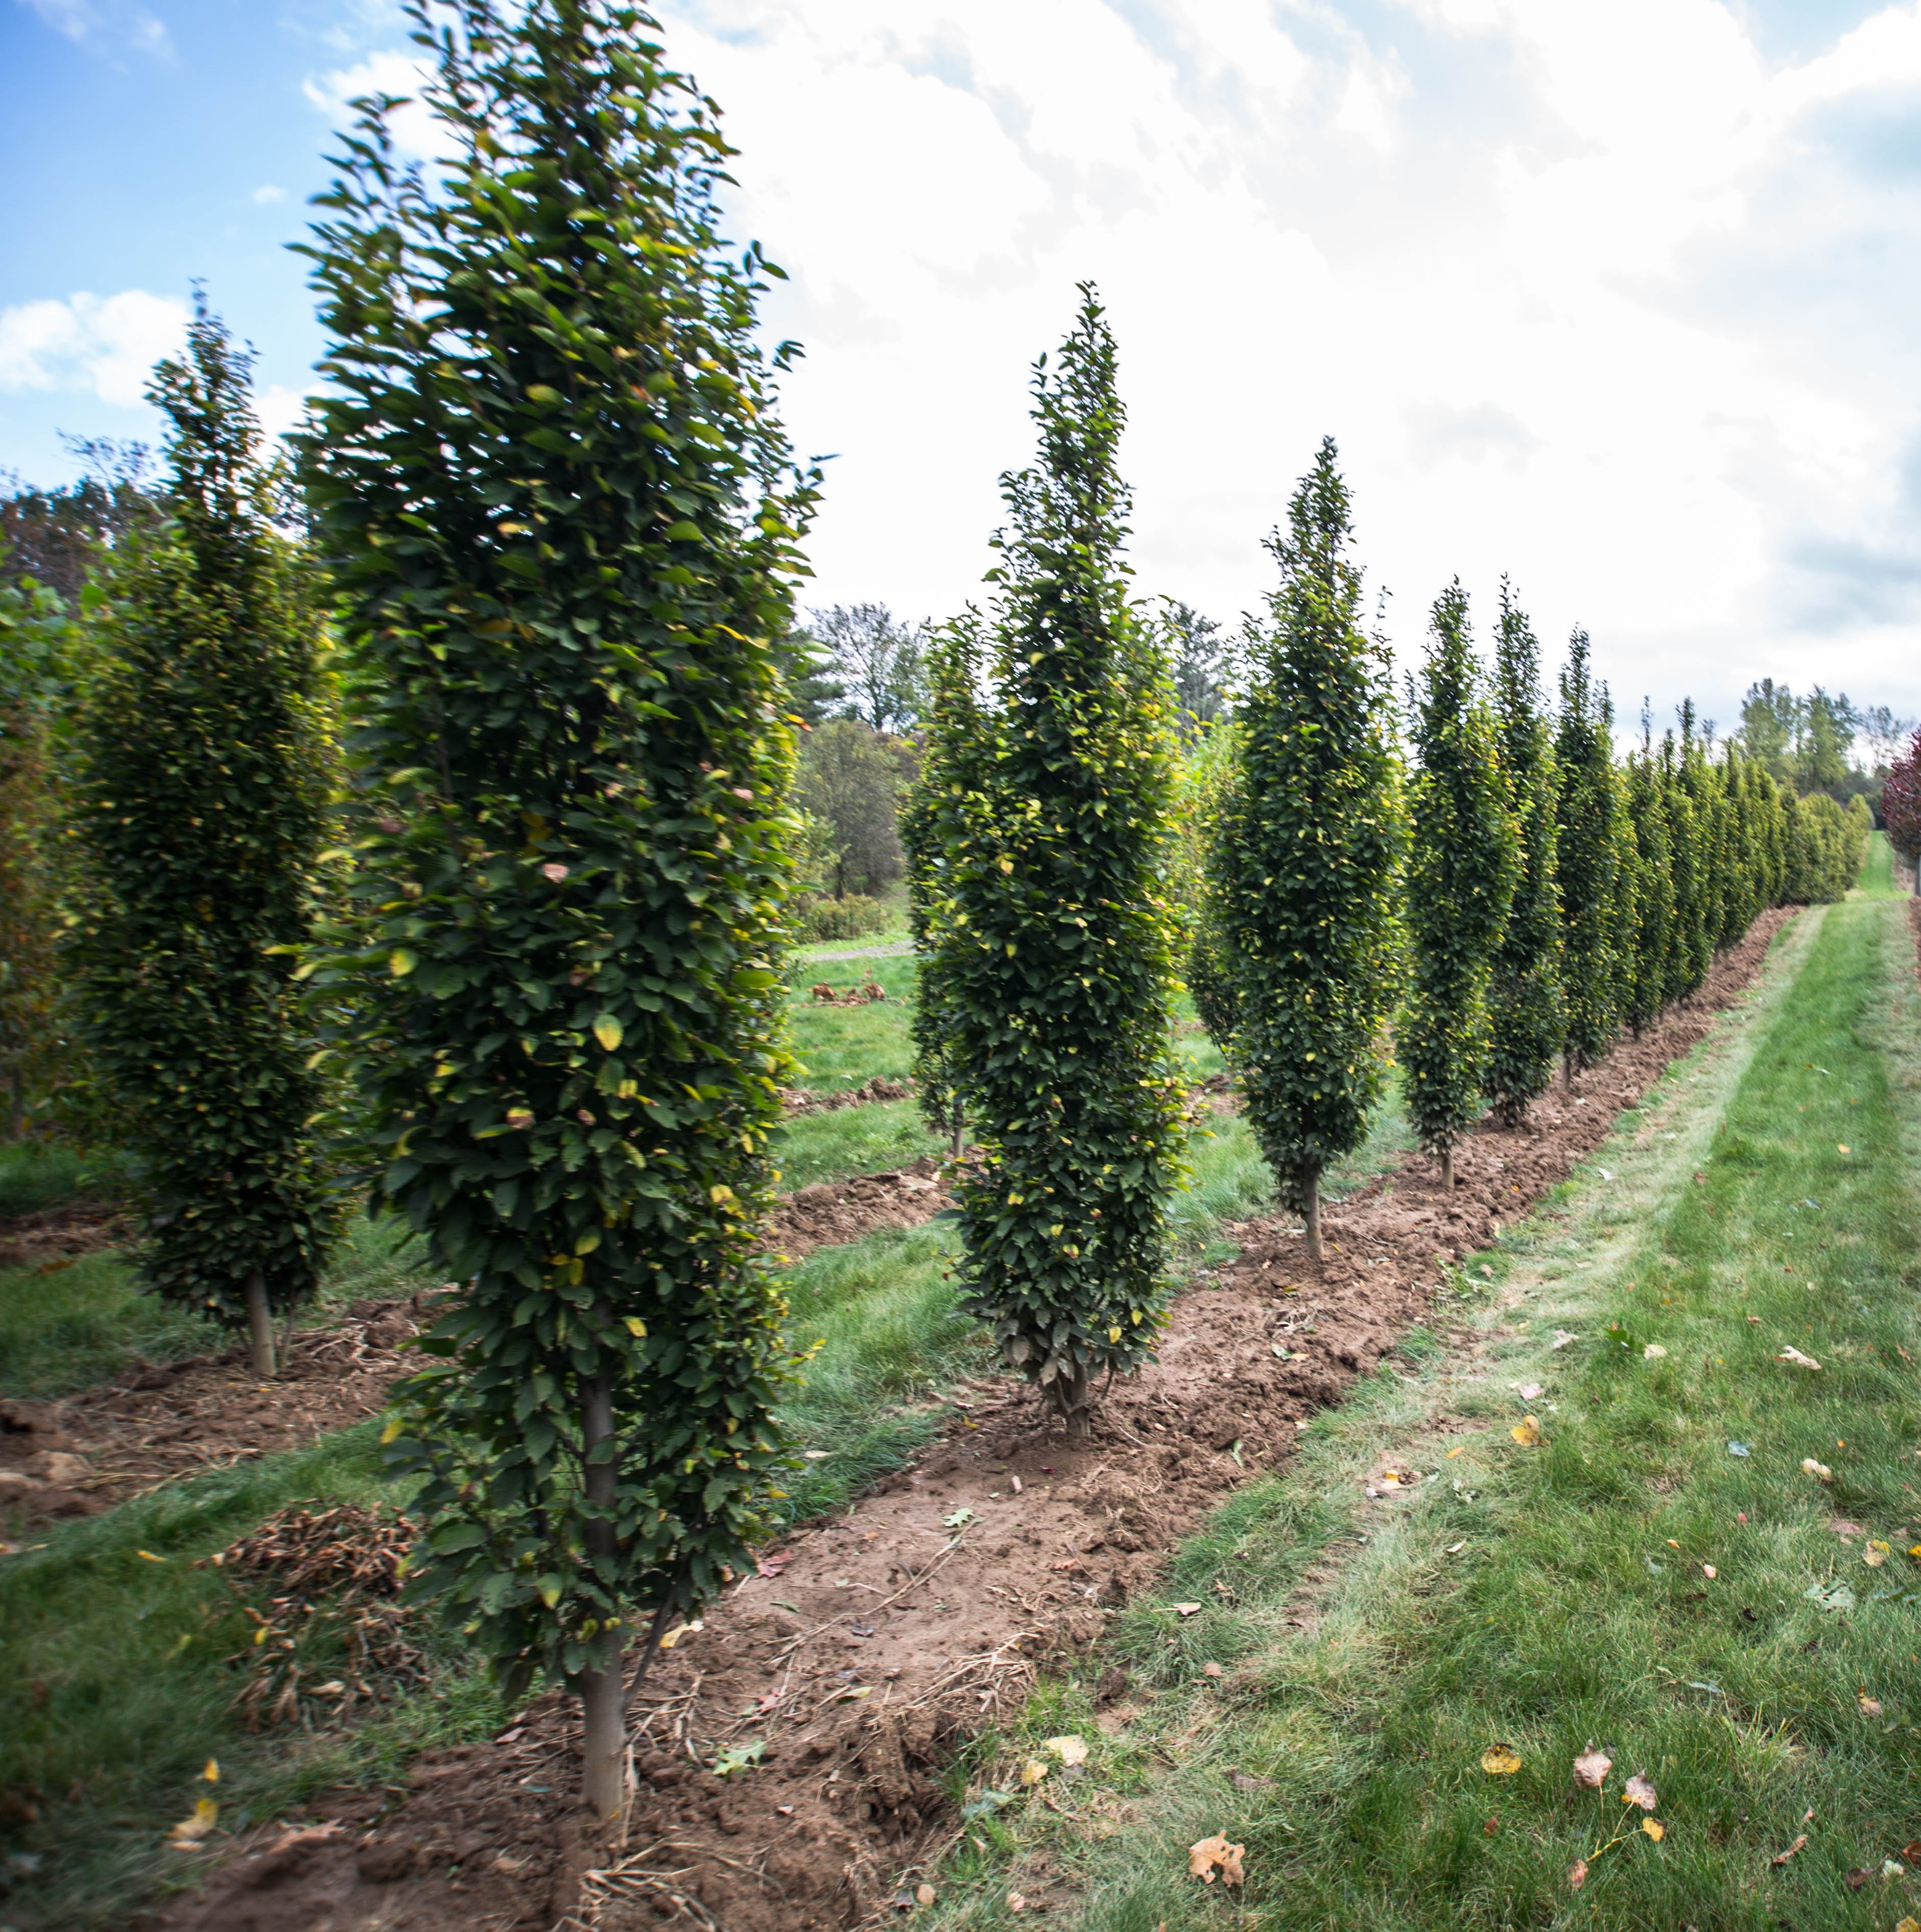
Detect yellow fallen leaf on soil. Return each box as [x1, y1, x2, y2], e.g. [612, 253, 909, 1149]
[1510, 1417, 1541, 1447]
[1020, 1759, 1048, 1786]
[1573, 1746, 1612, 1788]
[168, 1798, 219, 1846]
[1045, 1735, 1088, 1766]
[1643, 1818, 1665, 1841]
[1482, 1745, 1523, 1775]
[1188, 1833, 1246, 1886]
[1622, 1773, 1658, 1810]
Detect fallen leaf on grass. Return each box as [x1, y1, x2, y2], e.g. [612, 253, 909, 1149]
[168, 1798, 219, 1847]
[1573, 1747, 1613, 1789]
[1803, 1458, 1834, 1483]
[1551, 1330, 1578, 1350]
[1778, 1346, 1822, 1371]
[1846, 1867, 1871, 1890]
[1187, 1834, 1245, 1886]
[1746, 1314, 1762, 1325]
[1567, 1858, 1588, 1890]
[1858, 1689, 1884, 1716]
[1510, 1417, 1542, 1447]
[1622, 1773, 1658, 1811]
[1770, 1833, 1808, 1866]
[1512, 1382, 1544, 1400]
[1643, 1818, 1666, 1841]
[1896, 1919, 1920, 1932]
[1202, 1661, 1224, 1678]
[1482, 1745, 1524, 1775]
[1805, 1579, 1856, 1612]
[1703, 1564, 1717, 1579]
[916, 1884, 936, 1906]
[1832, 1518, 1864, 1537]
[1020, 1759, 1048, 1787]
[1904, 1840, 1921, 1864]
[1645, 1344, 1668, 1361]
[1728, 1440, 1752, 1456]
[1173, 1601, 1202, 1616]
[1865, 1541, 1891, 1567]
[1483, 1815, 1499, 1835]
[1045, 1735, 1088, 1766]
[1888, 1859, 1910, 1879]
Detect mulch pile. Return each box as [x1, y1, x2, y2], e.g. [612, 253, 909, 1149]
[779, 1076, 915, 1117]
[0, 1198, 131, 1273]
[144, 909, 1795, 1931]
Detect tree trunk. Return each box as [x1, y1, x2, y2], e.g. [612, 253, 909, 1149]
[580, 1371, 625, 1819]
[1561, 1048, 1573, 1093]
[1302, 1165, 1323, 1261]
[949, 1108, 964, 1160]
[1440, 1144, 1455, 1194]
[243, 1272, 277, 1377]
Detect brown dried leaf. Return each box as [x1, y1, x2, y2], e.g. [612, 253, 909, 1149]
[1567, 1858, 1588, 1890]
[915, 1883, 936, 1906]
[1573, 1747, 1612, 1790]
[1622, 1772, 1658, 1811]
[1188, 1833, 1246, 1885]
[1778, 1346, 1822, 1371]
[1770, 1832, 1809, 1866]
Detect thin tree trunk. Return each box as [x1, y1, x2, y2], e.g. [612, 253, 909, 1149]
[950, 1106, 964, 1160]
[243, 1272, 276, 1378]
[580, 1371, 624, 1819]
[1561, 1048, 1573, 1092]
[1440, 1144, 1455, 1194]
[1302, 1165, 1323, 1261]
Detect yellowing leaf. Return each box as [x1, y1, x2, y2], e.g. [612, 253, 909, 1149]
[1020, 1758, 1048, 1786]
[136, 1549, 165, 1563]
[1045, 1735, 1088, 1766]
[1187, 1833, 1246, 1886]
[1838, 1144, 1850, 1154]
[624, 1317, 647, 1338]
[168, 1797, 219, 1846]
[1510, 1417, 1541, 1447]
[1865, 1540, 1890, 1567]
[201, 1758, 218, 1783]
[1108, 1325, 1122, 1342]
[1482, 1745, 1523, 1775]
[388, 948, 417, 977]
[593, 1015, 623, 1052]
[1803, 1457, 1834, 1482]
[381, 1416, 405, 1444]
[1642, 1817, 1665, 1842]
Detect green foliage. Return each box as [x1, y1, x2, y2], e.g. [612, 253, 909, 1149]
[1403, 581, 1518, 1162]
[1483, 581, 1563, 1122]
[1211, 440, 1405, 1210]
[793, 716, 907, 896]
[907, 290, 1186, 1429]
[1619, 746, 1672, 1034]
[1171, 717, 1244, 1056]
[789, 891, 887, 944]
[1786, 790, 1868, 902]
[62, 300, 336, 1332]
[299, 0, 816, 1708]
[1553, 630, 1626, 1067]
[0, 570, 75, 1135]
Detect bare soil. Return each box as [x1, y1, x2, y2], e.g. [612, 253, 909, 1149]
[0, 1199, 131, 1273]
[778, 1077, 915, 1118]
[140, 910, 1795, 1932]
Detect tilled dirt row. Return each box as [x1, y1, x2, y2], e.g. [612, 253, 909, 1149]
[0, 1170, 959, 1527]
[151, 910, 1797, 1932]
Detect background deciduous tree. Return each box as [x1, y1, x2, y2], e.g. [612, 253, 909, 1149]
[793, 717, 908, 897]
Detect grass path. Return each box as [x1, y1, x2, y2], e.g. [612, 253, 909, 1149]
[935, 884, 1921, 1930]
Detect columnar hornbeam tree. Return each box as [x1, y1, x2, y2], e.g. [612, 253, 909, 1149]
[301, 0, 816, 1818]
[1211, 439, 1404, 1255]
[1554, 630, 1625, 1075]
[1404, 582, 1517, 1190]
[65, 301, 336, 1375]
[1482, 579, 1564, 1124]
[910, 289, 1186, 1435]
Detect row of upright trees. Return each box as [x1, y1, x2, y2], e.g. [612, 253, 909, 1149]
[908, 332, 1871, 1435]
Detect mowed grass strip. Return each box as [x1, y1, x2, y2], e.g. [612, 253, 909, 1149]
[929, 890, 1921, 1931]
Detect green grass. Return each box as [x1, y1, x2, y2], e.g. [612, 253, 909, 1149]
[776, 1097, 945, 1190]
[785, 953, 922, 1091]
[926, 884, 1921, 1930]
[0, 1141, 138, 1220]
[0, 1206, 439, 1403]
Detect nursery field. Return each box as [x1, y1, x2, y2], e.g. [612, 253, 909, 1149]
[2, 848, 1909, 1930]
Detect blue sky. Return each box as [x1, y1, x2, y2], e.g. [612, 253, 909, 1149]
[5, 0, 1919, 738]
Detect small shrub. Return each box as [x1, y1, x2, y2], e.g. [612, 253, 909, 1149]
[792, 893, 888, 944]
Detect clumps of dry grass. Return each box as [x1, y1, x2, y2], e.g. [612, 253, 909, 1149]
[200, 1502, 428, 1729]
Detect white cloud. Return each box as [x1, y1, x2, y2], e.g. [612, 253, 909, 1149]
[252, 183, 288, 205]
[0, 290, 188, 410]
[653, 0, 1921, 724]
[303, 49, 447, 161]
[22, 0, 172, 58]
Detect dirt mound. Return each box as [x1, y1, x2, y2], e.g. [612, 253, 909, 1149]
[0, 1198, 132, 1273]
[0, 1299, 429, 1528]
[153, 911, 1794, 1932]
[779, 1076, 916, 1117]
[771, 1160, 951, 1259]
